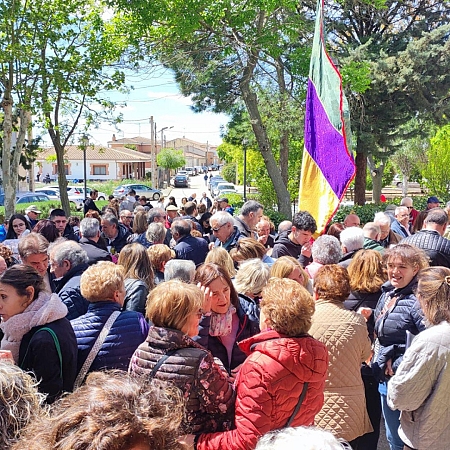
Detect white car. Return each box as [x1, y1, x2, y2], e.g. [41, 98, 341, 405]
[35, 188, 60, 200]
[75, 187, 107, 200]
[177, 170, 190, 179]
[213, 182, 236, 197]
[47, 186, 84, 210]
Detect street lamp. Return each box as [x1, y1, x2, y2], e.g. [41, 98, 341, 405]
[159, 126, 174, 149]
[242, 138, 248, 202]
[80, 134, 89, 198]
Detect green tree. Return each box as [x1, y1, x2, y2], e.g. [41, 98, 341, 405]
[157, 147, 186, 184]
[421, 125, 450, 200]
[1, 0, 128, 215]
[316, 0, 450, 204]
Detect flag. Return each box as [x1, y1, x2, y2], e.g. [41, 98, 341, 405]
[298, 0, 355, 236]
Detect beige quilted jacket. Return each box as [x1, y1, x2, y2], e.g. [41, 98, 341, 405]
[309, 298, 372, 441]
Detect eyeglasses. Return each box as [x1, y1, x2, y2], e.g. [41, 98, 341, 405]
[123, 216, 133, 219]
[406, 206, 413, 210]
[212, 223, 226, 232]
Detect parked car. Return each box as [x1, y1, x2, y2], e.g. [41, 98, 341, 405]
[113, 184, 162, 200]
[0, 192, 51, 206]
[173, 175, 189, 188]
[46, 186, 84, 209]
[209, 177, 225, 194]
[185, 167, 197, 176]
[213, 182, 236, 197]
[35, 188, 60, 200]
[177, 170, 190, 179]
[76, 187, 107, 200]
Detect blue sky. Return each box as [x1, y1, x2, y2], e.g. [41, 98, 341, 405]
[37, 67, 228, 148]
[92, 67, 227, 148]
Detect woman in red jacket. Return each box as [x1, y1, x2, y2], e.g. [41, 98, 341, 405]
[184, 277, 329, 450]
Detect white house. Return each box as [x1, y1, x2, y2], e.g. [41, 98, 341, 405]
[35, 145, 153, 181]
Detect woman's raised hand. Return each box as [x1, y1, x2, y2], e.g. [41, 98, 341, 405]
[197, 283, 212, 314]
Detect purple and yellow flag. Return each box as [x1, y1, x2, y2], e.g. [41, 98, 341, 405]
[299, 0, 355, 236]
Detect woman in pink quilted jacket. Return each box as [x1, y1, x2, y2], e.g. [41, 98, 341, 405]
[183, 278, 328, 450]
[309, 264, 372, 447]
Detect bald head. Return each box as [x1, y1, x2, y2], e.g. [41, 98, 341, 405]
[344, 214, 361, 228]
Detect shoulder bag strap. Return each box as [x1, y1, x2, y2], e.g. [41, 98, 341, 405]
[149, 349, 179, 379]
[285, 381, 309, 428]
[74, 310, 121, 390]
[21, 327, 63, 379]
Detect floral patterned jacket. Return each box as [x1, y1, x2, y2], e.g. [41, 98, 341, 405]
[129, 326, 235, 434]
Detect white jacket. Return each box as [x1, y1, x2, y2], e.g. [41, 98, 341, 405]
[387, 321, 450, 450]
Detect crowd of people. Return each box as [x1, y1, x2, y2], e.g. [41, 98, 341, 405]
[1, 190, 450, 449]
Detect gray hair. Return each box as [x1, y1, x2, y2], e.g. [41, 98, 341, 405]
[255, 426, 350, 450]
[363, 222, 381, 240]
[394, 206, 408, 217]
[210, 211, 234, 226]
[340, 227, 364, 252]
[424, 208, 448, 226]
[49, 240, 88, 267]
[101, 214, 119, 228]
[240, 200, 264, 217]
[18, 232, 49, 259]
[164, 259, 196, 283]
[171, 219, 191, 238]
[147, 208, 165, 224]
[233, 259, 270, 296]
[277, 220, 292, 234]
[400, 197, 413, 207]
[311, 235, 342, 264]
[80, 217, 100, 239]
[373, 212, 391, 227]
[146, 222, 166, 244]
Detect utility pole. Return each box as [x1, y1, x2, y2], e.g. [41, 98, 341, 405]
[150, 116, 156, 188]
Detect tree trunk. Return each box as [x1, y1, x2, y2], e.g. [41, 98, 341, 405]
[354, 133, 367, 205]
[239, 80, 291, 219]
[372, 171, 383, 204]
[48, 134, 70, 216]
[402, 176, 409, 197]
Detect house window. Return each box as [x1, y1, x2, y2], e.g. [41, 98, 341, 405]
[54, 165, 69, 175]
[93, 165, 107, 175]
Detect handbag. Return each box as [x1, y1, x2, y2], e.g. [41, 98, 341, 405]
[74, 310, 120, 389]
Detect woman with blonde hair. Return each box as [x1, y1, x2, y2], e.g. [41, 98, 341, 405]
[345, 249, 387, 450]
[187, 278, 328, 450]
[12, 370, 185, 450]
[233, 258, 270, 303]
[271, 256, 312, 293]
[71, 262, 148, 381]
[118, 243, 154, 315]
[204, 246, 236, 278]
[128, 210, 152, 248]
[387, 267, 450, 450]
[129, 280, 234, 434]
[229, 237, 274, 266]
[147, 244, 175, 285]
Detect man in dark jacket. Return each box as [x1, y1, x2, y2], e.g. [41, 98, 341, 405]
[210, 211, 242, 252]
[100, 214, 131, 254]
[272, 210, 317, 267]
[83, 189, 101, 215]
[49, 240, 90, 320]
[171, 219, 208, 266]
[78, 217, 112, 265]
[401, 208, 450, 267]
[50, 208, 79, 242]
[233, 200, 263, 239]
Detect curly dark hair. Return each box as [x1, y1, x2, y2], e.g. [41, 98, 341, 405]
[292, 211, 317, 234]
[11, 371, 185, 450]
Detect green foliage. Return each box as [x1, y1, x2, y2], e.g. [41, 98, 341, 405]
[221, 164, 236, 183]
[0, 200, 77, 220]
[264, 209, 289, 228]
[156, 148, 186, 171]
[422, 125, 450, 200]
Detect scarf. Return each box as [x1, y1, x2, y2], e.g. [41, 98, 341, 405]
[0, 292, 68, 364]
[209, 305, 237, 337]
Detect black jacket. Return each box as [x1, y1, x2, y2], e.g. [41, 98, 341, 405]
[401, 230, 450, 267]
[101, 223, 131, 253]
[54, 263, 90, 320]
[78, 237, 112, 265]
[84, 197, 101, 215]
[174, 234, 208, 266]
[271, 231, 312, 267]
[19, 318, 77, 404]
[63, 224, 79, 242]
